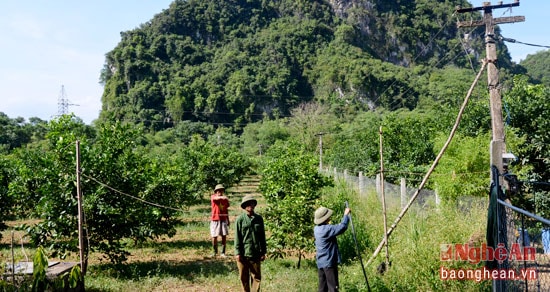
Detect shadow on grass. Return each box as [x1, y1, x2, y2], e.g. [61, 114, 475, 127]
[0, 242, 38, 256]
[0, 242, 17, 250]
[158, 238, 212, 250]
[135, 238, 234, 251]
[186, 205, 211, 214]
[88, 257, 237, 281]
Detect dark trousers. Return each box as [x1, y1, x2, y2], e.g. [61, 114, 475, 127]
[318, 267, 339, 292]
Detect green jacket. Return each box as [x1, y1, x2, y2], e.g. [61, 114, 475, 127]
[234, 212, 266, 259]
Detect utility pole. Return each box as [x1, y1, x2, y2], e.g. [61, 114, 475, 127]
[457, 3, 524, 291]
[456, 1, 524, 184]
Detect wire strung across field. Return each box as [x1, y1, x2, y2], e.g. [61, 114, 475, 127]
[81, 172, 186, 212]
[81, 172, 259, 222]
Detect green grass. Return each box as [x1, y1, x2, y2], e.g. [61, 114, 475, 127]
[1, 178, 491, 291]
[318, 180, 491, 291]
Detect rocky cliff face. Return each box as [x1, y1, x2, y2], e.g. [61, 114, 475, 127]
[326, 0, 484, 68]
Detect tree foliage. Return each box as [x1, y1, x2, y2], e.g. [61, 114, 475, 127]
[9, 116, 95, 257]
[240, 118, 291, 158]
[0, 113, 48, 152]
[520, 49, 550, 87]
[324, 109, 441, 184]
[258, 140, 332, 267]
[0, 156, 13, 239]
[431, 132, 490, 202]
[5, 116, 250, 264]
[168, 135, 251, 196]
[504, 76, 550, 183]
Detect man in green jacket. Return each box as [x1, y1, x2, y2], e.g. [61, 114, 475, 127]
[234, 195, 266, 292]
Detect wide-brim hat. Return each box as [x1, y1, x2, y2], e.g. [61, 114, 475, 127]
[314, 207, 333, 225]
[241, 195, 257, 209]
[214, 184, 225, 192]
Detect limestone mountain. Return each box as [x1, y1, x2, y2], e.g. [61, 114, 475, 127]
[98, 0, 515, 130]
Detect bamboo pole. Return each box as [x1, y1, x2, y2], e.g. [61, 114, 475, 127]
[379, 126, 390, 267]
[11, 230, 15, 287]
[366, 60, 487, 266]
[76, 141, 85, 275]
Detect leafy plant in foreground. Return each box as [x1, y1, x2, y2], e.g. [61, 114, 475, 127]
[259, 140, 332, 268]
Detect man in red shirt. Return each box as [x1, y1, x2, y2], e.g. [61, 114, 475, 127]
[211, 184, 230, 257]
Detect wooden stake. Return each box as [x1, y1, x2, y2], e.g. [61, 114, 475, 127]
[11, 230, 15, 287]
[379, 126, 390, 267]
[76, 140, 85, 275]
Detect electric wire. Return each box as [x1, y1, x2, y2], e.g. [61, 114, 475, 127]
[456, 15, 478, 73]
[373, 9, 460, 106]
[81, 172, 186, 212]
[500, 36, 550, 49]
[382, 17, 481, 110]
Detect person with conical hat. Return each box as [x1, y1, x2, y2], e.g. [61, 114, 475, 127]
[234, 195, 266, 292]
[314, 206, 351, 292]
[210, 184, 229, 257]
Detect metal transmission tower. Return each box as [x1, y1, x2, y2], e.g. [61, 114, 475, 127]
[57, 85, 79, 116]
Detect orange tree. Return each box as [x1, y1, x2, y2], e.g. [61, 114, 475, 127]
[504, 76, 550, 217]
[0, 156, 14, 239]
[8, 116, 249, 264]
[259, 140, 332, 268]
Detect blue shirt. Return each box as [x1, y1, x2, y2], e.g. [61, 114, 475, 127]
[314, 215, 349, 269]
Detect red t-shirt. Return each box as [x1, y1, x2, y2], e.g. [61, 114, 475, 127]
[211, 194, 229, 221]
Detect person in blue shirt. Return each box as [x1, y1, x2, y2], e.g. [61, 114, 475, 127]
[314, 206, 351, 292]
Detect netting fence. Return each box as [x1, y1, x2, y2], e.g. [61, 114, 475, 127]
[323, 165, 550, 291]
[489, 166, 550, 291]
[320, 167, 438, 211]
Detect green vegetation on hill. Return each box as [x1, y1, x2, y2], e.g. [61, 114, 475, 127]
[97, 0, 504, 130]
[520, 49, 550, 87]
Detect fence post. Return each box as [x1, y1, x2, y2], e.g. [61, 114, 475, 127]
[359, 171, 365, 196]
[400, 178, 407, 209]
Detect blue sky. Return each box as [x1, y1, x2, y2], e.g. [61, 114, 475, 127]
[0, 0, 172, 124]
[469, 0, 548, 61]
[0, 1, 547, 124]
